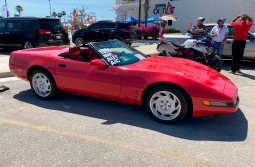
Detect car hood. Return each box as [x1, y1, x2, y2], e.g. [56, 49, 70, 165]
[163, 33, 191, 38]
[125, 56, 231, 88]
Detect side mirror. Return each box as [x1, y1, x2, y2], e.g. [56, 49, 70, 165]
[187, 30, 191, 33]
[86, 27, 91, 31]
[90, 59, 107, 70]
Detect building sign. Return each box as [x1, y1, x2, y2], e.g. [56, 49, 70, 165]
[167, 4, 172, 15]
[153, 1, 175, 15]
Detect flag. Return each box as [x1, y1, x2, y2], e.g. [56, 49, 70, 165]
[159, 26, 163, 36]
[74, 10, 77, 25]
[114, 14, 118, 21]
[2, 5, 7, 18]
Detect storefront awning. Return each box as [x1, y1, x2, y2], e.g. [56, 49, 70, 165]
[109, 2, 145, 11]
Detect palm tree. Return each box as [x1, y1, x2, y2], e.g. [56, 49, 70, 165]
[61, 11, 66, 23]
[126, 0, 159, 27]
[58, 13, 62, 22]
[15, 5, 23, 16]
[52, 11, 57, 18]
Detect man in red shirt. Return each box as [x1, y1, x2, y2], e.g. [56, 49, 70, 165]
[228, 13, 253, 74]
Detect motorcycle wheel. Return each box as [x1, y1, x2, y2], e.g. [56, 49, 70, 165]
[210, 55, 222, 72]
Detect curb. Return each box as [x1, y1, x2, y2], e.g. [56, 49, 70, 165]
[137, 40, 159, 44]
[0, 71, 14, 78]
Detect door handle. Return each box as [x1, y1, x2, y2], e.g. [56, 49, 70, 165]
[227, 41, 232, 43]
[5, 32, 9, 34]
[110, 30, 114, 32]
[59, 64, 66, 68]
[95, 31, 99, 32]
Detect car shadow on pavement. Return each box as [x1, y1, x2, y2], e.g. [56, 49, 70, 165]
[222, 59, 255, 80]
[13, 89, 248, 142]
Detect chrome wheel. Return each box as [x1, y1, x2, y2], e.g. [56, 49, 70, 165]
[24, 41, 33, 49]
[75, 37, 85, 46]
[32, 73, 51, 97]
[149, 91, 181, 121]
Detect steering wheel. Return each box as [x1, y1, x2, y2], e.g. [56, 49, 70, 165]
[118, 51, 126, 58]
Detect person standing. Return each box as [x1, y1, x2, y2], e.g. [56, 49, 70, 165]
[228, 13, 253, 74]
[210, 17, 229, 59]
[191, 17, 206, 39]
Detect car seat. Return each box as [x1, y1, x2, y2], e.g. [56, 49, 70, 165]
[87, 47, 100, 62]
[68, 46, 85, 62]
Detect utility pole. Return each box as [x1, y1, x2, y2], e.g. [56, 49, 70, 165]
[138, 0, 141, 26]
[48, 0, 52, 16]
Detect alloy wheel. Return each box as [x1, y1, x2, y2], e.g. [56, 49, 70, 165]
[149, 91, 181, 121]
[75, 37, 85, 46]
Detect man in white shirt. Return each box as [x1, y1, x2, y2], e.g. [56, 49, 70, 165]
[210, 17, 229, 59]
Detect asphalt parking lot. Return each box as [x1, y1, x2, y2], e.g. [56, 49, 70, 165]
[0, 48, 255, 166]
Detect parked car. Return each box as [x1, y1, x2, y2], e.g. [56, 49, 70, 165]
[72, 21, 136, 46]
[157, 23, 255, 60]
[0, 17, 69, 49]
[9, 40, 239, 124]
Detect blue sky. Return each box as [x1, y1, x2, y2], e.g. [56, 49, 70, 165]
[2, 0, 116, 22]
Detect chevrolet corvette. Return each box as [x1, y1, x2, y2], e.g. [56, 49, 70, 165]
[9, 40, 239, 124]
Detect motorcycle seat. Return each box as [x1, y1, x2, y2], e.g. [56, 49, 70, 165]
[168, 41, 184, 48]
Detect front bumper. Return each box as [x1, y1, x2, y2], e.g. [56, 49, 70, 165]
[191, 95, 240, 117]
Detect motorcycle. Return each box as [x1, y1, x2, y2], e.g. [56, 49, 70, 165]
[160, 31, 222, 72]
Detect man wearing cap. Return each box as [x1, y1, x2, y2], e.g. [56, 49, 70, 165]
[191, 17, 206, 39]
[228, 13, 253, 74]
[210, 17, 229, 59]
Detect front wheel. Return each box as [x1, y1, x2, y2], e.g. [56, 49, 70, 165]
[74, 36, 85, 47]
[145, 85, 189, 124]
[209, 55, 222, 72]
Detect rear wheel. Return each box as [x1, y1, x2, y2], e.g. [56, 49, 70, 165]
[23, 40, 35, 49]
[30, 69, 59, 100]
[210, 55, 222, 72]
[74, 36, 85, 47]
[145, 85, 189, 124]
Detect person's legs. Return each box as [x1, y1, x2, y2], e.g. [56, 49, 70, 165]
[236, 41, 246, 72]
[211, 41, 217, 54]
[216, 43, 224, 59]
[231, 40, 239, 72]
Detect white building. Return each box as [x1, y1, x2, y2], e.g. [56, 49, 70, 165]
[110, 0, 255, 32]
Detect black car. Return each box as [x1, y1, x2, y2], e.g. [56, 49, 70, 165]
[72, 21, 136, 46]
[0, 17, 69, 49]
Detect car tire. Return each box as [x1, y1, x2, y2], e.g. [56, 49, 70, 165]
[145, 85, 189, 124]
[23, 40, 35, 49]
[30, 69, 59, 100]
[74, 36, 85, 47]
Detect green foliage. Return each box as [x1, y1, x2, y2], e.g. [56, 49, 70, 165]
[15, 5, 23, 16]
[163, 28, 182, 34]
[249, 29, 254, 33]
[52, 12, 57, 18]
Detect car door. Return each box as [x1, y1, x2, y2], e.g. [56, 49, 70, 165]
[99, 23, 117, 41]
[222, 26, 234, 57]
[84, 23, 102, 42]
[0, 20, 6, 46]
[55, 56, 120, 100]
[5, 20, 23, 47]
[243, 32, 255, 59]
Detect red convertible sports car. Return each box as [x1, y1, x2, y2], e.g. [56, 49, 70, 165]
[9, 40, 239, 124]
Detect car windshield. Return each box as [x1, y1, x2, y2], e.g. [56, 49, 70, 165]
[90, 41, 147, 66]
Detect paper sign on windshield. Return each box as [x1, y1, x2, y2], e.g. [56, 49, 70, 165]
[134, 54, 145, 60]
[99, 48, 120, 66]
